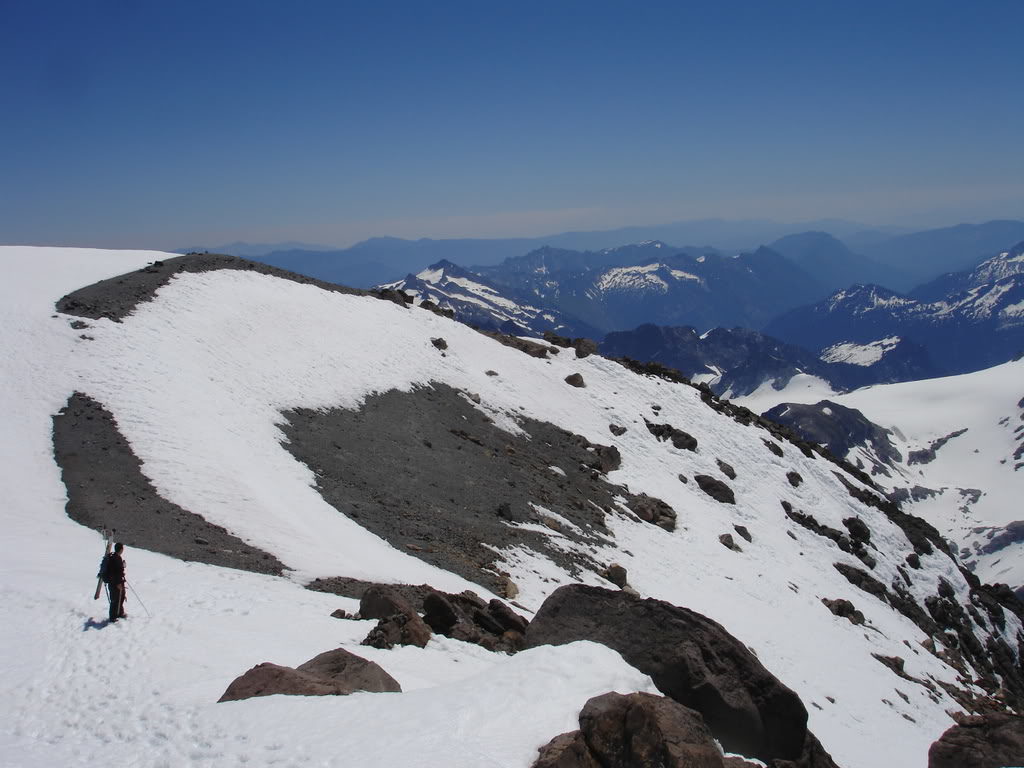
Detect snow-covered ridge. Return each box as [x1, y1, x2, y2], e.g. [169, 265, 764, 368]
[820, 336, 901, 366]
[3, 246, 1023, 768]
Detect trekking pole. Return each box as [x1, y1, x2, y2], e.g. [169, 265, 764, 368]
[126, 580, 152, 618]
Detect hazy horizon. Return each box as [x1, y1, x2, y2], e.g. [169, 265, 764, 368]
[2, 1, 1022, 252]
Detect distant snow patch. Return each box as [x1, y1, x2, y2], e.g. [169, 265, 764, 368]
[821, 337, 901, 366]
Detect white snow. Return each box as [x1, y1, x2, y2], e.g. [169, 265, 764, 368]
[820, 336, 901, 366]
[596, 264, 669, 294]
[0, 245, 1014, 768]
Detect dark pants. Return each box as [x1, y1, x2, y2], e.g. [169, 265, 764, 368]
[108, 582, 125, 621]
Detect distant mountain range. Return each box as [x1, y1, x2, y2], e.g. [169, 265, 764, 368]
[187, 219, 1024, 294]
[600, 325, 938, 398]
[387, 241, 824, 336]
[765, 242, 1024, 375]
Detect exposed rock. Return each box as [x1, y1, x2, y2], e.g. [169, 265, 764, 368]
[733, 525, 752, 543]
[694, 474, 736, 505]
[479, 329, 552, 358]
[53, 393, 286, 576]
[295, 648, 402, 693]
[609, 423, 627, 436]
[420, 588, 529, 653]
[821, 598, 865, 625]
[361, 610, 432, 650]
[423, 591, 459, 633]
[928, 712, 1024, 768]
[573, 338, 599, 359]
[787, 471, 803, 488]
[909, 429, 969, 466]
[532, 731, 600, 768]
[843, 517, 871, 544]
[579, 692, 722, 768]
[218, 663, 353, 702]
[629, 494, 678, 531]
[359, 585, 416, 621]
[594, 444, 621, 473]
[717, 459, 737, 480]
[330, 608, 350, 619]
[720, 533, 741, 552]
[565, 373, 586, 388]
[763, 439, 785, 457]
[524, 585, 817, 763]
[603, 563, 629, 588]
[646, 420, 698, 451]
[430, 337, 448, 350]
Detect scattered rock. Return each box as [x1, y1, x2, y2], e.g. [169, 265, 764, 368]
[678, 474, 688, 484]
[218, 663, 353, 702]
[295, 648, 402, 693]
[716, 459, 736, 480]
[719, 533, 741, 552]
[646, 420, 698, 451]
[928, 712, 1024, 768]
[603, 563, 629, 588]
[423, 591, 459, 633]
[630, 494, 677, 531]
[430, 337, 448, 350]
[733, 525, 752, 543]
[218, 648, 400, 702]
[524, 585, 819, 763]
[821, 598, 865, 625]
[694, 474, 735, 505]
[609, 424, 627, 437]
[330, 608, 350, 619]
[565, 373, 586, 388]
[531, 731, 599, 768]
[843, 517, 871, 544]
[787, 471, 803, 488]
[763, 439, 784, 457]
[359, 586, 415, 621]
[361, 611, 432, 650]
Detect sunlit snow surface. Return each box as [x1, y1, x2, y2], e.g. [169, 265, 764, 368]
[0, 246, 1015, 768]
[735, 359, 1024, 589]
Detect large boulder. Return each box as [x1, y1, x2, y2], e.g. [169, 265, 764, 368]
[928, 712, 1024, 768]
[295, 647, 401, 693]
[359, 585, 416, 620]
[218, 648, 402, 702]
[524, 585, 819, 764]
[218, 663, 351, 702]
[532, 692, 721, 768]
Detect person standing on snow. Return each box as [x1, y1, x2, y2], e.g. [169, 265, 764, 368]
[100, 543, 127, 622]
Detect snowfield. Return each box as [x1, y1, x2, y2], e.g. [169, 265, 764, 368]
[1, 246, 1019, 767]
[735, 356, 1024, 594]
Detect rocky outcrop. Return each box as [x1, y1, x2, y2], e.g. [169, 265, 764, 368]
[218, 648, 400, 702]
[524, 585, 831, 764]
[532, 692, 722, 768]
[928, 712, 1024, 768]
[694, 474, 736, 505]
[359, 585, 433, 649]
[420, 589, 528, 653]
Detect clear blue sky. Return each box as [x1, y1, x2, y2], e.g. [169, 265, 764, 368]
[1, 0, 1021, 249]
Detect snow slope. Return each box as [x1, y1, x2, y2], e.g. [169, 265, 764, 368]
[2, 246, 1020, 767]
[736, 359, 1024, 590]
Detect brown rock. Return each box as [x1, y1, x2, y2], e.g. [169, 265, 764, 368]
[928, 712, 1024, 768]
[296, 647, 401, 693]
[218, 662, 352, 702]
[360, 585, 416, 620]
[532, 731, 600, 768]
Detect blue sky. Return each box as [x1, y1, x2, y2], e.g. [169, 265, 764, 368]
[1, 0, 1021, 249]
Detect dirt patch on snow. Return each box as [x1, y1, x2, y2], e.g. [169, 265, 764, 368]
[53, 393, 285, 575]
